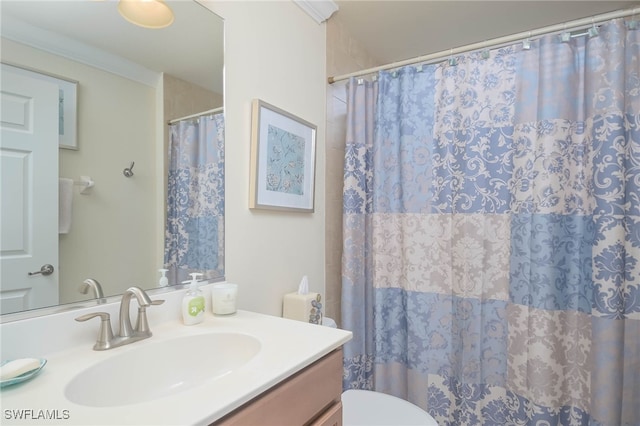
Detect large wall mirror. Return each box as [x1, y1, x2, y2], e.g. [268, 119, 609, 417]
[0, 0, 224, 318]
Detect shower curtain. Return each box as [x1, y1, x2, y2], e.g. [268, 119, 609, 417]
[164, 112, 225, 285]
[342, 19, 639, 425]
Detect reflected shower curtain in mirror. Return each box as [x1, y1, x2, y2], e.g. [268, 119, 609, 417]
[342, 19, 639, 425]
[165, 113, 224, 285]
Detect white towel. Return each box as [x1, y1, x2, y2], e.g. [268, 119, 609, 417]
[59, 178, 73, 234]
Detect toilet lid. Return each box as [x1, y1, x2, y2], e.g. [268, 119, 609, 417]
[342, 390, 438, 426]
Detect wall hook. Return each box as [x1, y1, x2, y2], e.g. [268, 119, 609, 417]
[123, 161, 135, 178]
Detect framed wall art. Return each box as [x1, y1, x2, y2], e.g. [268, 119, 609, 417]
[249, 99, 317, 212]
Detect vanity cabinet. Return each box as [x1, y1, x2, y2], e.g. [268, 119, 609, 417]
[214, 348, 343, 426]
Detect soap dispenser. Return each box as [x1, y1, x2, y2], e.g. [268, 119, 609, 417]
[182, 273, 205, 325]
[158, 269, 169, 287]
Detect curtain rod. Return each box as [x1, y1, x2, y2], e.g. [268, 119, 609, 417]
[168, 106, 224, 125]
[328, 7, 638, 84]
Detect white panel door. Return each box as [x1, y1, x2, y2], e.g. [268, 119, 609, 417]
[1, 67, 59, 314]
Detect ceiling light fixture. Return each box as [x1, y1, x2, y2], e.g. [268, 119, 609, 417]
[118, 0, 174, 29]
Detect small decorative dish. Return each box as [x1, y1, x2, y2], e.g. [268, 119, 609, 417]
[0, 359, 47, 388]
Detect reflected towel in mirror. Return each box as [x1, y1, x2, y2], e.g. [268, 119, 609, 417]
[59, 178, 73, 234]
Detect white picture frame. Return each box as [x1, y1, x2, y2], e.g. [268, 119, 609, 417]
[249, 99, 317, 212]
[3, 63, 78, 150]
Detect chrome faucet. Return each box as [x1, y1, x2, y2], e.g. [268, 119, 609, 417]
[79, 278, 106, 303]
[119, 286, 152, 338]
[75, 286, 164, 351]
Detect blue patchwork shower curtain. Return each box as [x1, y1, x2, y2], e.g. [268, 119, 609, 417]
[342, 19, 639, 425]
[165, 112, 225, 285]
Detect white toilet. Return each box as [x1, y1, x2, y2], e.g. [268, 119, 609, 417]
[342, 389, 438, 425]
[321, 318, 438, 425]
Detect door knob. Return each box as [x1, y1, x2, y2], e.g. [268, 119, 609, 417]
[28, 264, 54, 276]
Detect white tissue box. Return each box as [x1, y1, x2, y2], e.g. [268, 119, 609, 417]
[282, 292, 322, 324]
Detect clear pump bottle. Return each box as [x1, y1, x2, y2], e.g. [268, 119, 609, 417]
[182, 273, 205, 325]
[158, 269, 169, 287]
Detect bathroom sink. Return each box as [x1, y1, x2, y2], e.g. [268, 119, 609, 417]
[65, 332, 261, 407]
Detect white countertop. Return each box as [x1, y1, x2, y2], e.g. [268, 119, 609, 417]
[0, 310, 352, 425]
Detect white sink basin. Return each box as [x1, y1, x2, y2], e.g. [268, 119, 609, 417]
[65, 332, 261, 407]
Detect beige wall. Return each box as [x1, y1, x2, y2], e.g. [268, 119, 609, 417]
[203, 1, 328, 316]
[325, 14, 382, 326]
[2, 39, 159, 304]
[163, 74, 223, 123]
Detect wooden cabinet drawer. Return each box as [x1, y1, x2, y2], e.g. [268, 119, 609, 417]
[214, 348, 343, 426]
[310, 401, 342, 426]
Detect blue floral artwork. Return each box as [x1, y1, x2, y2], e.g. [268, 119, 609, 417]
[266, 124, 305, 195]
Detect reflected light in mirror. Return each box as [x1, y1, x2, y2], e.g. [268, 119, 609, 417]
[118, 0, 174, 29]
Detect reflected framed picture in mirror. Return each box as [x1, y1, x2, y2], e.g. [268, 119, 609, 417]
[4, 63, 78, 150]
[249, 99, 317, 212]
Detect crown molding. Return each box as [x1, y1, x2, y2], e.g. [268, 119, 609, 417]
[294, 0, 338, 24]
[2, 16, 160, 88]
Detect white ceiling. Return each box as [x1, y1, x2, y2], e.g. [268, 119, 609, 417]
[0, 0, 224, 94]
[333, 1, 639, 66]
[3, 1, 638, 93]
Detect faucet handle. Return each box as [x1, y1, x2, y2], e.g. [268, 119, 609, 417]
[134, 299, 165, 335]
[75, 312, 114, 351]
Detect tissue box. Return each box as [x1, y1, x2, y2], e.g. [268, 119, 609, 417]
[283, 292, 322, 324]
